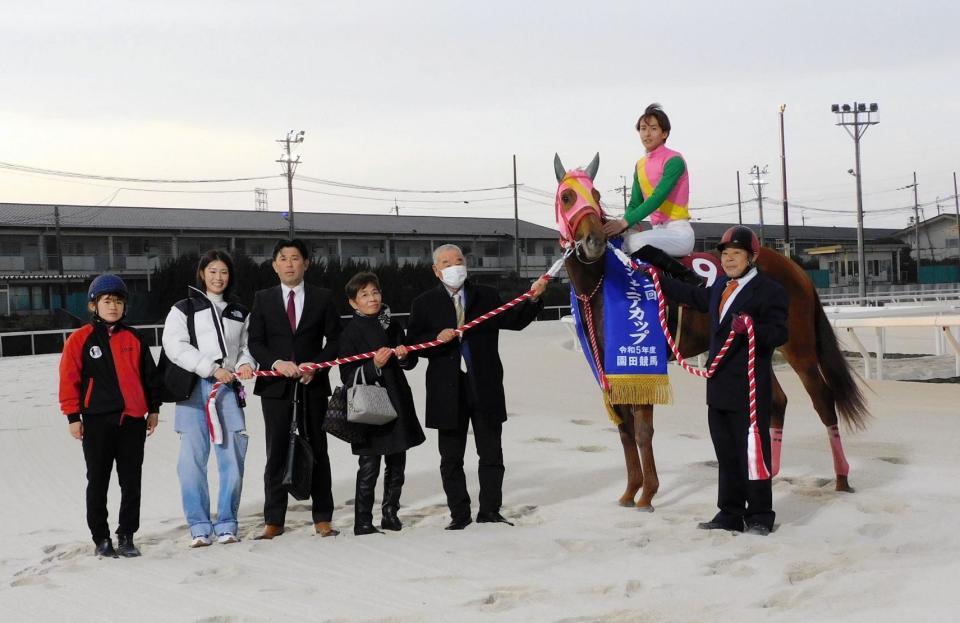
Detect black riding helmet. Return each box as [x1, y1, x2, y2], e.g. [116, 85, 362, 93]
[716, 225, 761, 256]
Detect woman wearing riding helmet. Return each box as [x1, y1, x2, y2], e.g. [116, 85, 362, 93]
[602, 103, 702, 285]
[655, 226, 788, 535]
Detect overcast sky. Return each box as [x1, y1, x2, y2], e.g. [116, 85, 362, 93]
[2, 0, 959, 232]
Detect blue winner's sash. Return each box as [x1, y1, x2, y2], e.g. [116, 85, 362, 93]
[570, 244, 672, 423]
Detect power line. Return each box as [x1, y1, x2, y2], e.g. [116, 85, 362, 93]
[297, 174, 516, 194]
[0, 161, 276, 184]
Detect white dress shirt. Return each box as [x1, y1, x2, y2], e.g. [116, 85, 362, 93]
[718, 267, 758, 321]
[280, 282, 305, 328]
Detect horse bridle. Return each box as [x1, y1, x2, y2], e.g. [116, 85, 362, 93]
[556, 172, 606, 266]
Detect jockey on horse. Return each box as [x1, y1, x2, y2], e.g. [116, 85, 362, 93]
[602, 103, 703, 287]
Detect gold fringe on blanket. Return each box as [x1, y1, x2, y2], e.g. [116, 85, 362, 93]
[602, 393, 622, 425]
[600, 374, 673, 425]
[609, 374, 672, 405]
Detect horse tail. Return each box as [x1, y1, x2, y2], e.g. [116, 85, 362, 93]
[812, 292, 870, 430]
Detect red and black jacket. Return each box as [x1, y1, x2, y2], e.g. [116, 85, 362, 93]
[59, 320, 162, 422]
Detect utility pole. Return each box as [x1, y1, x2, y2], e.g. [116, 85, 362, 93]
[276, 130, 304, 238]
[736, 171, 743, 225]
[913, 172, 920, 275]
[513, 154, 520, 274]
[54, 205, 65, 311]
[618, 175, 629, 212]
[897, 173, 921, 281]
[778, 105, 791, 257]
[831, 101, 879, 305]
[748, 165, 768, 245]
[393, 198, 399, 216]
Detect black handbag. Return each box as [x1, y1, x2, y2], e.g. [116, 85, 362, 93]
[157, 298, 199, 403]
[321, 386, 368, 444]
[282, 384, 315, 500]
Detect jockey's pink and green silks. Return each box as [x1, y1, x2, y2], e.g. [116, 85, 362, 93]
[626, 144, 690, 227]
[555, 171, 605, 244]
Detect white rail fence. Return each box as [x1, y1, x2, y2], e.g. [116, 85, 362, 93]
[826, 305, 960, 379]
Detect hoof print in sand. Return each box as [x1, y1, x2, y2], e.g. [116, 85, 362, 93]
[470, 586, 547, 612]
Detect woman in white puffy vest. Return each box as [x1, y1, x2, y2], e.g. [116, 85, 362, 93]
[162, 250, 256, 547]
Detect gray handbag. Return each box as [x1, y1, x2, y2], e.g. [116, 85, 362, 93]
[346, 366, 398, 425]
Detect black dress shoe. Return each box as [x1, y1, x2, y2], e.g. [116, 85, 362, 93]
[380, 507, 402, 532]
[476, 511, 514, 526]
[444, 517, 472, 531]
[95, 537, 118, 558]
[697, 520, 743, 532]
[744, 524, 771, 536]
[354, 524, 383, 536]
[116, 533, 141, 557]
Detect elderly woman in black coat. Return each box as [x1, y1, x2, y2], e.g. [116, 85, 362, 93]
[340, 272, 425, 535]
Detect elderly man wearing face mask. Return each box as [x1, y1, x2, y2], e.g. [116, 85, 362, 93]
[407, 244, 548, 530]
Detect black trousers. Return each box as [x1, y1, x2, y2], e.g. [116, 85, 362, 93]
[261, 388, 333, 526]
[81, 413, 147, 543]
[437, 372, 504, 522]
[707, 405, 775, 530]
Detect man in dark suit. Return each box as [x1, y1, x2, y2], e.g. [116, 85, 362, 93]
[248, 239, 341, 539]
[657, 225, 788, 535]
[407, 244, 548, 530]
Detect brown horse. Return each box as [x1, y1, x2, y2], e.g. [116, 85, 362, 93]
[555, 154, 868, 512]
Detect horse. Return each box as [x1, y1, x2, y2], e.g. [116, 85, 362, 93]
[554, 153, 869, 512]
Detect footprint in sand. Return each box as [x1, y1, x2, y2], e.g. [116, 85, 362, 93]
[555, 609, 648, 623]
[570, 419, 594, 426]
[526, 436, 562, 444]
[469, 586, 548, 612]
[624, 580, 643, 596]
[556, 539, 598, 553]
[398, 504, 450, 528]
[857, 523, 893, 538]
[677, 432, 701, 439]
[786, 560, 832, 584]
[877, 456, 907, 465]
[10, 574, 51, 588]
[575, 445, 608, 453]
[183, 565, 241, 583]
[578, 583, 617, 596]
[695, 460, 719, 468]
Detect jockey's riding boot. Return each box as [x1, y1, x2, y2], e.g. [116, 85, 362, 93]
[632, 245, 704, 287]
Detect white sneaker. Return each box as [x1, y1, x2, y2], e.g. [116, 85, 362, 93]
[217, 533, 239, 544]
[190, 535, 212, 548]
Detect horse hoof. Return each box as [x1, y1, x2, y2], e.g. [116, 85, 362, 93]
[618, 497, 636, 508]
[635, 504, 655, 513]
[835, 475, 855, 493]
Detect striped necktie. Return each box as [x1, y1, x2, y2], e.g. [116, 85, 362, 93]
[453, 294, 467, 372]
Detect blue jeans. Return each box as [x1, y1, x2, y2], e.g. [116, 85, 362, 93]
[176, 378, 248, 538]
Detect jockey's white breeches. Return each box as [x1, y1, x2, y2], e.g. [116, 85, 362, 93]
[622, 218, 695, 257]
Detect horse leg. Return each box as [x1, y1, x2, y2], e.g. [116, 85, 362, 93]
[616, 406, 643, 506]
[633, 405, 659, 512]
[795, 363, 854, 492]
[770, 373, 787, 477]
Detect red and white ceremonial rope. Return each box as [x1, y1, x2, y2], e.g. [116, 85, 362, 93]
[609, 245, 770, 480]
[203, 257, 570, 445]
[574, 276, 609, 391]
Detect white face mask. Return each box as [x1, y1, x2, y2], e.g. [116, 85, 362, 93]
[440, 265, 468, 289]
